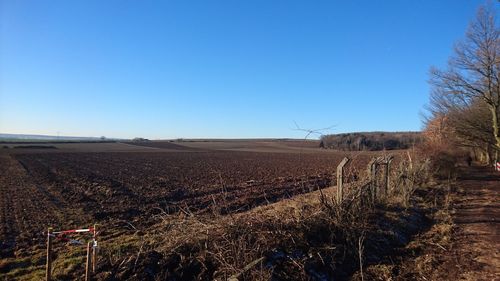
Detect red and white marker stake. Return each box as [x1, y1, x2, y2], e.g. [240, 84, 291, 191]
[46, 225, 99, 281]
[52, 227, 94, 235]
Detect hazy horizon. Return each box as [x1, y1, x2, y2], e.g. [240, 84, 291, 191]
[0, 130, 424, 141]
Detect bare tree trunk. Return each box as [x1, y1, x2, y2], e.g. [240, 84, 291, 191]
[492, 106, 500, 164]
[486, 146, 491, 165]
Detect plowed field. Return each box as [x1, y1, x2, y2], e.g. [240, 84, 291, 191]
[0, 141, 384, 270]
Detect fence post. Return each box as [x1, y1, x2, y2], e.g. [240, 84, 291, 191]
[336, 157, 350, 204]
[368, 158, 379, 204]
[46, 227, 53, 281]
[92, 224, 97, 273]
[85, 241, 93, 281]
[384, 156, 394, 198]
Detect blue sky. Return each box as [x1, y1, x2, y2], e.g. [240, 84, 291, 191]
[0, 0, 490, 139]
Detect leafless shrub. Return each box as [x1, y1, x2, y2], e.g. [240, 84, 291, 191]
[391, 152, 432, 207]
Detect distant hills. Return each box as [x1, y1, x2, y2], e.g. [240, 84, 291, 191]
[0, 133, 118, 142]
[320, 131, 422, 151]
[0, 134, 317, 143]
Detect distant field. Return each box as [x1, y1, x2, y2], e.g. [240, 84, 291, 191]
[162, 139, 322, 152]
[2, 139, 323, 153]
[1, 142, 157, 153]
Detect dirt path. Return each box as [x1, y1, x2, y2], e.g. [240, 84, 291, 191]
[448, 166, 500, 280]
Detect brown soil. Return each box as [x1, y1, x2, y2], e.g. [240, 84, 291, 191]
[397, 166, 500, 281]
[125, 141, 204, 151]
[0, 147, 387, 263]
[446, 166, 500, 280]
[0, 155, 90, 258]
[0, 141, 403, 279]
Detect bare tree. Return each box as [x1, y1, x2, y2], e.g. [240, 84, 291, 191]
[429, 5, 500, 162]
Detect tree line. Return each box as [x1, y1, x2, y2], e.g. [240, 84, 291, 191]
[424, 4, 499, 165]
[320, 132, 422, 151]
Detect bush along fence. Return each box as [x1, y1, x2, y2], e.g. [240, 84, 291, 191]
[46, 224, 98, 281]
[227, 155, 402, 279]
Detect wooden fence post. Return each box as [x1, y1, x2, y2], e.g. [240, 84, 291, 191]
[336, 157, 350, 204]
[46, 227, 53, 281]
[368, 158, 379, 204]
[92, 224, 97, 273]
[366, 155, 395, 202]
[383, 156, 394, 198]
[85, 241, 93, 281]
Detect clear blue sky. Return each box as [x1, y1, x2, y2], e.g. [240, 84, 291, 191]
[0, 0, 490, 139]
